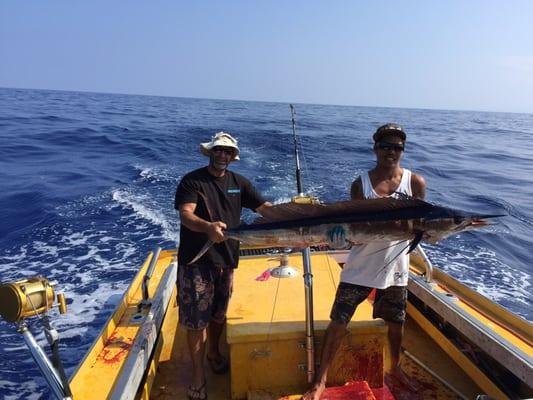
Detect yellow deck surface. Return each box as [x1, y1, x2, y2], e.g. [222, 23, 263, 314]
[65, 247, 533, 399]
[227, 253, 377, 342]
[151, 253, 465, 399]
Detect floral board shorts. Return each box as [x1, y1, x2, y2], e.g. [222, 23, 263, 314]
[330, 282, 407, 324]
[177, 263, 234, 330]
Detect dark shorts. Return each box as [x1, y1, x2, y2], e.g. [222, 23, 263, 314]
[177, 263, 234, 330]
[330, 282, 407, 324]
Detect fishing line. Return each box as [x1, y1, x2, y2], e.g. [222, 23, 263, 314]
[375, 241, 411, 277]
[364, 239, 411, 257]
[26, 290, 45, 322]
[299, 144, 312, 194]
[264, 269, 283, 346]
[324, 251, 338, 291]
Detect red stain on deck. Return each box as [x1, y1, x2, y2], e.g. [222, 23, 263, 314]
[320, 381, 375, 399]
[333, 338, 383, 387]
[99, 333, 133, 365]
[371, 383, 395, 400]
[384, 374, 436, 400]
[278, 381, 376, 400]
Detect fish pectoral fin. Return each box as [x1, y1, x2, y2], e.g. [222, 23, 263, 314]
[407, 231, 424, 254]
[188, 240, 214, 265]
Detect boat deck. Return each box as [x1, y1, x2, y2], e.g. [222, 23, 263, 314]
[150, 253, 476, 399]
[67, 248, 533, 399]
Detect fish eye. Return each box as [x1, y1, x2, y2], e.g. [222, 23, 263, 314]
[454, 216, 464, 225]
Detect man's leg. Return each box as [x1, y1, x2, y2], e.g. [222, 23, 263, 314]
[302, 282, 370, 400]
[178, 263, 215, 393]
[187, 328, 208, 389]
[302, 320, 348, 400]
[386, 321, 419, 391]
[207, 267, 233, 372]
[375, 287, 420, 392]
[387, 320, 403, 368]
[207, 319, 226, 364]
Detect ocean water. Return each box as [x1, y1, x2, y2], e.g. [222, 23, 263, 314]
[0, 87, 531, 398]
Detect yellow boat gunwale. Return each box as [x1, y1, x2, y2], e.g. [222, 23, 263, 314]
[68, 250, 177, 399]
[67, 248, 532, 399]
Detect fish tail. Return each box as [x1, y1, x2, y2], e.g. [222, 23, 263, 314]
[407, 231, 424, 254]
[187, 240, 214, 265]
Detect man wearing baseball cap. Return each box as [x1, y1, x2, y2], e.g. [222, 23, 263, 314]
[303, 123, 425, 399]
[175, 131, 271, 399]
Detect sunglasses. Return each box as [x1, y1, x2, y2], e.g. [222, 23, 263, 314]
[375, 142, 405, 152]
[212, 147, 235, 156]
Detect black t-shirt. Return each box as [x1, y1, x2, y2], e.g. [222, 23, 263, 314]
[174, 166, 266, 268]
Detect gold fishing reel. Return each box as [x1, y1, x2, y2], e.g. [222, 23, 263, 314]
[291, 194, 320, 204]
[0, 277, 67, 323]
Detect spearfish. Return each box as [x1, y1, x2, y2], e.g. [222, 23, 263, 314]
[188, 196, 503, 264]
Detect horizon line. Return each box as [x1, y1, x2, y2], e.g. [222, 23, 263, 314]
[1, 85, 530, 116]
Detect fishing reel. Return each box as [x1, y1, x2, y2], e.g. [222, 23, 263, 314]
[0, 276, 67, 323]
[0, 277, 72, 400]
[291, 194, 320, 205]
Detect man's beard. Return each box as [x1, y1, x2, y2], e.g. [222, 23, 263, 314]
[210, 155, 229, 171]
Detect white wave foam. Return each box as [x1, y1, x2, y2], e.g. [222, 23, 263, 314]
[32, 241, 59, 258]
[425, 242, 531, 320]
[52, 281, 129, 339]
[0, 379, 42, 400]
[112, 188, 179, 243]
[134, 164, 178, 183]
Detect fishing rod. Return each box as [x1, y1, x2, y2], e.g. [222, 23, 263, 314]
[290, 104, 304, 196]
[289, 104, 316, 384]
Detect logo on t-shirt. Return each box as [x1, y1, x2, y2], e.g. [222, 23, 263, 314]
[394, 271, 407, 281]
[227, 188, 241, 194]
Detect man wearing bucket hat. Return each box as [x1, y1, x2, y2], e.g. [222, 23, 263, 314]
[303, 123, 426, 399]
[175, 131, 271, 400]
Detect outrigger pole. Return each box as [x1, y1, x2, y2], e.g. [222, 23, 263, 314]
[289, 104, 316, 383]
[290, 104, 304, 196]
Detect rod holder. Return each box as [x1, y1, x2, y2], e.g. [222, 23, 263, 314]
[416, 245, 434, 283]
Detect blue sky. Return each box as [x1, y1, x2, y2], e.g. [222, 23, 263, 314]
[1, 1, 532, 113]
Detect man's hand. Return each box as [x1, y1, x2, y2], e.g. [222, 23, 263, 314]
[179, 203, 227, 242]
[206, 221, 227, 243]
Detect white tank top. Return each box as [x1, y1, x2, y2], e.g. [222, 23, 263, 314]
[340, 169, 413, 288]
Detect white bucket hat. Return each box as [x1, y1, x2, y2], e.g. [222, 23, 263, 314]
[200, 131, 240, 160]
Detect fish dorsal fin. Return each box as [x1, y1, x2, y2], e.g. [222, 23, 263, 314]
[254, 197, 430, 224]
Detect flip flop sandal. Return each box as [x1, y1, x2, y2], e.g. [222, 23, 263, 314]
[207, 355, 229, 374]
[187, 382, 207, 400]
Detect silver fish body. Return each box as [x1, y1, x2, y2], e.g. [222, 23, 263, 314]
[225, 213, 487, 248]
[187, 197, 502, 264]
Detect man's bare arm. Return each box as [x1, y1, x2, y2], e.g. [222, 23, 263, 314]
[411, 173, 426, 200]
[178, 202, 226, 243]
